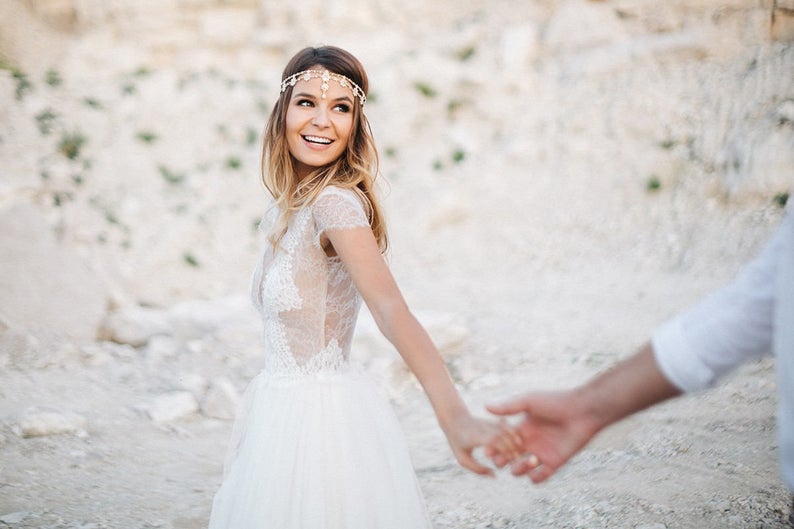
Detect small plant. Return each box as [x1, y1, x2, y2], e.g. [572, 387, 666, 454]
[104, 209, 120, 225]
[456, 46, 476, 61]
[447, 99, 465, 117]
[121, 82, 136, 95]
[451, 149, 466, 164]
[12, 69, 32, 100]
[58, 130, 86, 160]
[646, 175, 662, 192]
[773, 192, 789, 208]
[226, 156, 242, 170]
[414, 81, 437, 98]
[132, 66, 151, 77]
[45, 68, 62, 87]
[658, 139, 675, 150]
[159, 165, 186, 185]
[35, 108, 58, 135]
[384, 146, 397, 158]
[83, 97, 102, 108]
[71, 174, 84, 186]
[432, 159, 443, 171]
[183, 253, 200, 267]
[136, 130, 158, 144]
[52, 191, 73, 207]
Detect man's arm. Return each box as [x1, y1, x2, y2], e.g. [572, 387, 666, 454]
[487, 342, 680, 483]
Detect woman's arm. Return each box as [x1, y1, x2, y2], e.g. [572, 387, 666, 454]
[324, 227, 519, 475]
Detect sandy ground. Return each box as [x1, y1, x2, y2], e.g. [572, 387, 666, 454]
[1, 203, 790, 528]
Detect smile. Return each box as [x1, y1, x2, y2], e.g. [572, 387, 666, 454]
[303, 135, 333, 145]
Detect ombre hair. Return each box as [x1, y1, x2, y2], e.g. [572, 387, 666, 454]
[261, 46, 387, 254]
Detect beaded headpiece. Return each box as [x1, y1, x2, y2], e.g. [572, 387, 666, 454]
[280, 69, 366, 106]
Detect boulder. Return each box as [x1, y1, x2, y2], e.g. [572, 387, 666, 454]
[13, 407, 88, 438]
[144, 391, 199, 423]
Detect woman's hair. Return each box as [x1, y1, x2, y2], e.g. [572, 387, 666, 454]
[261, 45, 387, 253]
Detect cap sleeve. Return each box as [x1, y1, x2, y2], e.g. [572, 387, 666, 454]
[313, 187, 370, 240]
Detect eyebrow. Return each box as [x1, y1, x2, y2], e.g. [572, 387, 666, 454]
[292, 91, 354, 104]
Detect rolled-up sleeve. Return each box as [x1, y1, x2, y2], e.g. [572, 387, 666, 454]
[651, 215, 790, 392]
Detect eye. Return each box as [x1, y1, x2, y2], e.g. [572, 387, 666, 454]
[334, 103, 351, 113]
[296, 99, 314, 107]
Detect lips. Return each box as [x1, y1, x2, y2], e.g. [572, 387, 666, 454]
[303, 135, 333, 145]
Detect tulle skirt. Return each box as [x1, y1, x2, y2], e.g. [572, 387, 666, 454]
[208, 367, 433, 529]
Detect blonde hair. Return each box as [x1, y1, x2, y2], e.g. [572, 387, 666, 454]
[261, 46, 388, 254]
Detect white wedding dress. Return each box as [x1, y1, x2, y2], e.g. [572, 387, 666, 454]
[208, 186, 433, 529]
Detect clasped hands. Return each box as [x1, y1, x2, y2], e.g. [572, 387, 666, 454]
[473, 389, 594, 483]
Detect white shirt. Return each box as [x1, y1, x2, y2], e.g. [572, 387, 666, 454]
[652, 211, 794, 490]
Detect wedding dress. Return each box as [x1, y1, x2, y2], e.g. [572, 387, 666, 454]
[208, 186, 433, 529]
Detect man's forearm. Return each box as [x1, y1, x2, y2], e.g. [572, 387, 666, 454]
[573, 342, 682, 435]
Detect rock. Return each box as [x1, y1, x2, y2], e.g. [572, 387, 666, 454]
[146, 335, 180, 360]
[0, 202, 109, 342]
[177, 372, 208, 398]
[0, 512, 30, 525]
[14, 408, 88, 438]
[144, 391, 199, 423]
[98, 306, 170, 347]
[201, 378, 241, 420]
[78, 343, 114, 366]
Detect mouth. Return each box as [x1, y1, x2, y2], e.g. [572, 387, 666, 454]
[303, 135, 333, 145]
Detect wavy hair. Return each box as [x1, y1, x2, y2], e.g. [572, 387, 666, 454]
[261, 46, 387, 254]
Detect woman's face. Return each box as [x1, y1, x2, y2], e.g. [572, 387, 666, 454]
[285, 69, 355, 179]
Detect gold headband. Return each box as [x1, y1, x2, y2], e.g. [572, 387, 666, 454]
[280, 69, 366, 106]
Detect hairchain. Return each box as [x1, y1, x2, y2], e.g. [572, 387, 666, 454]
[280, 69, 366, 106]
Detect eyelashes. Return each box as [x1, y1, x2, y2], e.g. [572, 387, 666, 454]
[295, 99, 351, 113]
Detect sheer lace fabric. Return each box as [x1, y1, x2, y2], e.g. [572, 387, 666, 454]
[252, 186, 370, 376]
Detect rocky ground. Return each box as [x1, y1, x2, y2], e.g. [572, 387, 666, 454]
[1, 0, 794, 527]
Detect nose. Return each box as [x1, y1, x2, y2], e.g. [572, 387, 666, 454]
[312, 105, 330, 127]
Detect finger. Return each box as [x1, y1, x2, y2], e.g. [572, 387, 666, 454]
[500, 423, 524, 456]
[510, 453, 542, 477]
[457, 450, 495, 477]
[528, 463, 555, 484]
[486, 397, 531, 416]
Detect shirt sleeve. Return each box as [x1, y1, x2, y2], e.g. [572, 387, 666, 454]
[652, 213, 791, 392]
[312, 187, 370, 241]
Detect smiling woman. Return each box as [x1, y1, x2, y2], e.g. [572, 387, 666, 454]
[206, 45, 521, 529]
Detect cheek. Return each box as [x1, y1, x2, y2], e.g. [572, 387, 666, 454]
[336, 117, 354, 143]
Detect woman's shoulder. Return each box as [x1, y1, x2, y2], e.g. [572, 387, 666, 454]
[315, 185, 364, 209]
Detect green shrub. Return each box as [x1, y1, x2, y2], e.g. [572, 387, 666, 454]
[58, 131, 86, 160]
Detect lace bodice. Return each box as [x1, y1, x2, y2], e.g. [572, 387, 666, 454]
[251, 186, 371, 377]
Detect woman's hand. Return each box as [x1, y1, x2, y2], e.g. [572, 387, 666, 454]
[443, 412, 523, 477]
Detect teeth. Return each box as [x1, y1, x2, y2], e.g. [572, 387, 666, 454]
[304, 135, 332, 144]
